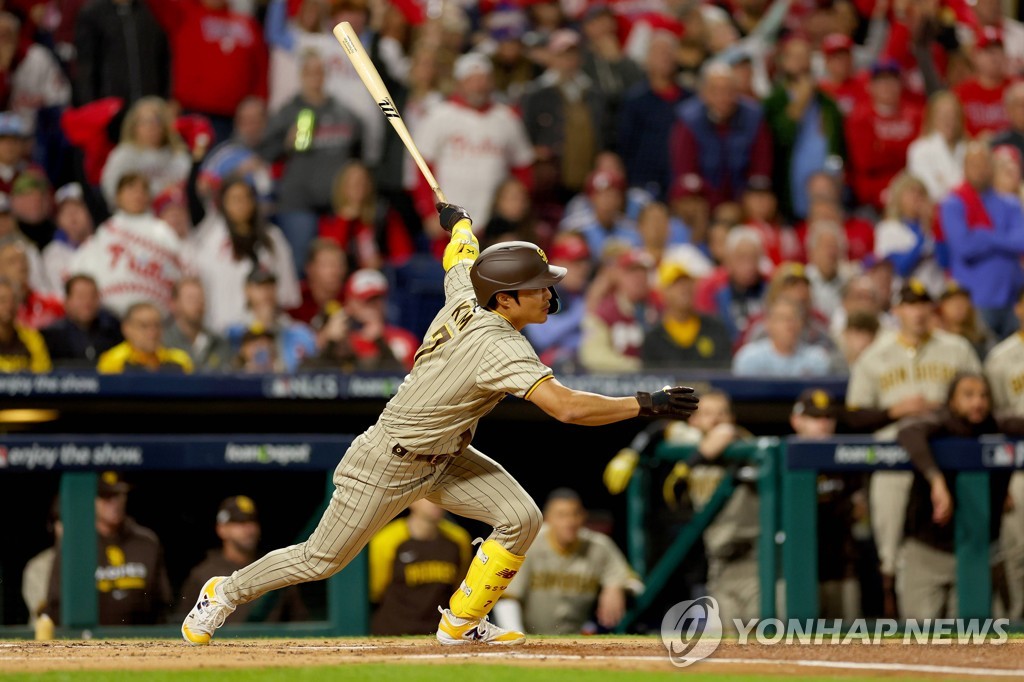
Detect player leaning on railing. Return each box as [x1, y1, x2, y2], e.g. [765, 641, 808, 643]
[181, 203, 699, 646]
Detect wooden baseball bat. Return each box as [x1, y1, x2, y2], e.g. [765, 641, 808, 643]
[333, 21, 447, 205]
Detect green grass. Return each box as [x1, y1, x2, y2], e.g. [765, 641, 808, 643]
[0, 665, 939, 682]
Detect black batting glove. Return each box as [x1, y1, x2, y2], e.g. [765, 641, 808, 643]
[436, 203, 472, 233]
[636, 386, 699, 419]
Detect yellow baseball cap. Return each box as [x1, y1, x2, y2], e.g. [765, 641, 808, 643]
[658, 261, 693, 288]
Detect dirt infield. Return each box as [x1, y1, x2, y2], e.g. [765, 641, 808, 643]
[3, 638, 1024, 678]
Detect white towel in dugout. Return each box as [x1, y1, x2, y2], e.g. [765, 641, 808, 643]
[68, 212, 183, 318]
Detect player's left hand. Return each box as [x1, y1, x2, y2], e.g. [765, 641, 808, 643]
[636, 386, 699, 419]
[436, 203, 472, 232]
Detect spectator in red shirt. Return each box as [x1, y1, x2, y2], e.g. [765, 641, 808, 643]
[146, 0, 267, 143]
[669, 61, 773, 213]
[954, 26, 1012, 138]
[845, 59, 922, 211]
[288, 238, 346, 328]
[818, 33, 866, 117]
[342, 268, 417, 371]
[0, 239, 62, 329]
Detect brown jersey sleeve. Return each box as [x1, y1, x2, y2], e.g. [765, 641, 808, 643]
[476, 333, 553, 399]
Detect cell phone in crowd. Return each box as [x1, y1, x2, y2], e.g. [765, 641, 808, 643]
[294, 108, 316, 152]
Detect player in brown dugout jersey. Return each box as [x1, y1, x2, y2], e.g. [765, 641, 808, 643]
[182, 203, 699, 646]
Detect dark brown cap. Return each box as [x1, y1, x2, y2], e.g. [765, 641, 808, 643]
[793, 389, 838, 419]
[897, 279, 933, 305]
[217, 495, 259, 524]
[98, 471, 131, 497]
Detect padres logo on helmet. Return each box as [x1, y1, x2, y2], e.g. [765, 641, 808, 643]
[470, 241, 567, 313]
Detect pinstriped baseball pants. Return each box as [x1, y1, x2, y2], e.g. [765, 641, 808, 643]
[221, 424, 543, 605]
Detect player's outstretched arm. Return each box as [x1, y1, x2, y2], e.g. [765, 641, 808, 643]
[437, 203, 479, 272]
[528, 378, 698, 426]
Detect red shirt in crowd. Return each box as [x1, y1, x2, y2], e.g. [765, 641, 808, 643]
[818, 75, 866, 117]
[954, 78, 1011, 138]
[287, 284, 343, 327]
[18, 290, 63, 330]
[350, 326, 419, 371]
[146, 0, 267, 117]
[845, 101, 922, 210]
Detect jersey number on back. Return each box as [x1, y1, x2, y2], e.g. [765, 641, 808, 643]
[412, 301, 476, 365]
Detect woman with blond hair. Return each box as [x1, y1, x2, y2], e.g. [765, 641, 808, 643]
[874, 173, 945, 297]
[99, 97, 191, 211]
[906, 91, 967, 202]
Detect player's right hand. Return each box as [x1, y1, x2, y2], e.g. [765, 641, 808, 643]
[603, 448, 639, 495]
[636, 386, 699, 419]
[436, 203, 472, 233]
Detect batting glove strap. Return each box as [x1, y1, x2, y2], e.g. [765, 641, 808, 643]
[636, 386, 699, 418]
[437, 203, 472, 233]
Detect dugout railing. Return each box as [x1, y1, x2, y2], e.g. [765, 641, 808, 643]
[0, 435, 367, 638]
[619, 435, 1024, 632]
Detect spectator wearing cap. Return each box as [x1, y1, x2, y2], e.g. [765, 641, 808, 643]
[0, 277, 49, 372]
[617, 31, 689, 201]
[935, 281, 993, 359]
[302, 268, 416, 372]
[416, 52, 534, 229]
[288, 238, 346, 327]
[847, 279, 982, 616]
[178, 495, 307, 623]
[0, 240, 63, 329]
[10, 171, 56, 252]
[895, 373, 1024, 619]
[695, 226, 766, 343]
[579, 4, 644, 116]
[940, 142, 1024, 338]
[0, 112, 43, 197]
[486, 7, 537, 101]
[733, 296, 832, 377]
[163, 276, 231, 371]
[42, 184, 94, 292]
[185, 176, 299, 333]
[146, 0, 267, 143]
[642, 260, 731, 370]
[845, 59, 922, 211]
[972, 0, 1024, 74]
[817, 33, 866, 117]
[97, 301, 192, 374]
[579, 249, 657, 373]
[99, 97, 192, 211]
[906, 91, 967, 205]
[0, 11, 70, 135]
[45, 471, 173, 626]
[575, 168, 641, 261]
[523, 28, 610, 197]
[70, 173, 183, 318]
[259, 51, 364, 271]
[875, 172, 946, 298]
[763, 34, 845, 222]
[992, 83, 1024, 163]
[227, 268, 316, 373]
[668, 61, 773, 213]
[233, 324, 283, 372]
[524, 233, 591, 369]
[954, 26, 1012, 138]
[40, 275, 122, 368]
[73, 0, 170, 106]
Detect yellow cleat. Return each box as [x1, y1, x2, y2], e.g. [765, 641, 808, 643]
[436, 607, 526, 646]
[181, 577, 235, 646]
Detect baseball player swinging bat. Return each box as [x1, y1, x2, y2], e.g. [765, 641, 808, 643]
[333, 21, 447, 205]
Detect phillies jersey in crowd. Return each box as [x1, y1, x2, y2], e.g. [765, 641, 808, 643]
[17, 289, 63, 330]
[954, 78, 1012, 138]
[415, 96, 535, 229]
[69, 212, 183, 318]
[845, 101, 922, 209]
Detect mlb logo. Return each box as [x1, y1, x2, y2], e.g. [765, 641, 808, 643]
[984, 443, 1015, 467]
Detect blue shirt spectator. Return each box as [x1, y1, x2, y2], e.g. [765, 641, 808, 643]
[732, 298, 832, 377]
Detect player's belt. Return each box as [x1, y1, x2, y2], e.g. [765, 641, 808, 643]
[390, 430, 471, 465]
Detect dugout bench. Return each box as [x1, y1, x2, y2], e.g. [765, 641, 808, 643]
[0, 435, 368, 638]
[619, 436, 1024, 631]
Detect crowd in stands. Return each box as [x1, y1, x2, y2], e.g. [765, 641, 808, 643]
[0, 0, 1021, 378]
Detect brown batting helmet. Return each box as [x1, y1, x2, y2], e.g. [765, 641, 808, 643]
[471, 241, 567, 313]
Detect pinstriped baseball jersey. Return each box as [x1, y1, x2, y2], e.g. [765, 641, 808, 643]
[847, 330, 981, 436]
[985, 332, 1024, 412]
[377, 261, 553, 453]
